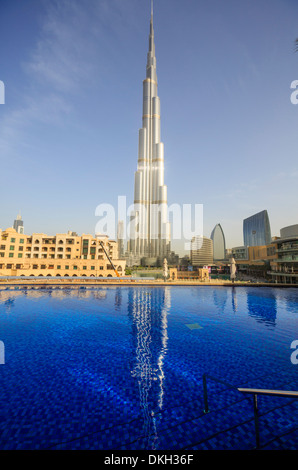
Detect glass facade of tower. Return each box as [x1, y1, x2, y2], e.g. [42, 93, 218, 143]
[243, 210, 271, 247]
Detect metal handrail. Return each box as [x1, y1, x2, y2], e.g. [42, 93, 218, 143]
[202, 373, 238, 414]
[202, 374, 298, 449]
[238, 388, 298, 398]
[238, 388, 298, 449]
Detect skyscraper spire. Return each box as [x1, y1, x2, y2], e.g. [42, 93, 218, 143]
[129, 3, 170, 264]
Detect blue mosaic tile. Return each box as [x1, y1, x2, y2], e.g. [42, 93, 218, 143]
[0, 285, 297, 450]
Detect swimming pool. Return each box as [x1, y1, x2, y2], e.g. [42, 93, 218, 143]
[0, 285, 297, 450]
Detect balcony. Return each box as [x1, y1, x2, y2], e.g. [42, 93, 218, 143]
[42, 239, 56, 245]
[276, 246, 298, 253]
[277, 255, 298, 262]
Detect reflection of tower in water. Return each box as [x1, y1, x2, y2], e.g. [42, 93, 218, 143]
[128, 287, 171, 449]
[247, 290, 277, 327]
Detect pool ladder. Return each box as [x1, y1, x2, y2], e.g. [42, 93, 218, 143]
[202, 373, 298, 449]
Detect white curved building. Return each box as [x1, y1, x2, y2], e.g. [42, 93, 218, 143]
[129, 7, 170, 264]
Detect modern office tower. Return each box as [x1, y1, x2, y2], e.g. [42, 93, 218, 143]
[129, 6, 170, 265]
[243, 210, 271, 247]
[210, 223, 226, 260]
[191, 236, 213, 266]
[13, 214, 24, 234]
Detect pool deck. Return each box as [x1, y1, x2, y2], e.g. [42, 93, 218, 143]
[0, 278, 297, 288]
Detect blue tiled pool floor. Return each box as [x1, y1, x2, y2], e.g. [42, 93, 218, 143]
[0, 285, 297, 450]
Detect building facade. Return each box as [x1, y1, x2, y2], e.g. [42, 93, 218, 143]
[269, 224, 298, 284]
[191, 236, 213, 266]
[0, 228, 126, 278]
[129, 8, 170, 265]
[210, 223, 226, 260]
[243, 210, 271, 247]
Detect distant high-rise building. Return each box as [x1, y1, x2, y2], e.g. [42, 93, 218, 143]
[129, 5, 170, 264]
[117, 220, 125, 259]
[243, 210, 271, 247]
[210, 224, 226, 260]
[13, 214, 24, 234]
[191, 236, 213, 266]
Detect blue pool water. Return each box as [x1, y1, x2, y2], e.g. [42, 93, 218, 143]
[0, 285, 297, 450]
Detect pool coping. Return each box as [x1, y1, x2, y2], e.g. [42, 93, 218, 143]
[0, 279, 297, 288]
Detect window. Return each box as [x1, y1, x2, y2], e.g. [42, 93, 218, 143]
[83, 255, 87, 259]
[18, 253, 23, 258]
[16, 264, 22, 269]
[0, 245, 5, 250]
[10, 238, 16, 243]
[10, 245, 14, 251]
[57, 265, 61, 270]
[6, 264, 13, 269]
[66, 255, 71, 259]
[65, 266, 69, 270]
[0, 253, 4, 258]
[73, 266, 77, 270]
[20, 239, 24, 244]
[91, 266, 95, 271]
[100, 266, 103, 270]
[18, 246, 23, 251]
[83, 266, 87, 270]
[9, 253, 14, 258]
[91, 255, 95, 259]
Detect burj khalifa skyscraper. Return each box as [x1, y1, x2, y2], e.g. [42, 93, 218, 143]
[129, 3, 171, 265]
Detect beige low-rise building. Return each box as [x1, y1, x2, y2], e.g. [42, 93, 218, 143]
[0, 228, 126, 278]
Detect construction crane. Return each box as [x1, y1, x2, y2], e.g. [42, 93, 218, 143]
[99, 240, 120, 278]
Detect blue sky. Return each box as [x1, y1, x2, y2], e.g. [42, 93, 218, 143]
[0, 0, 297, 255]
